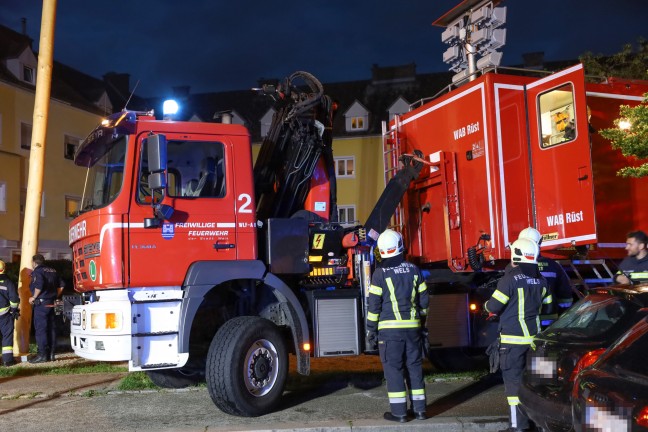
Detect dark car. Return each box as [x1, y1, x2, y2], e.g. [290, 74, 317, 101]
[519, 285, 648, 432]
[572, 315, 648, 432]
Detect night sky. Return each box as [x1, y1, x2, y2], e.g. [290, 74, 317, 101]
[1, 0, 646, 98]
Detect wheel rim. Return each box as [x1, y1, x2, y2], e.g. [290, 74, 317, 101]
[244, 338, 279, 397]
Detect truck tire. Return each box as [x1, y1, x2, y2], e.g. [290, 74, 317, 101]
[146, 368, 203, 389]
[206, 316, 288, 416]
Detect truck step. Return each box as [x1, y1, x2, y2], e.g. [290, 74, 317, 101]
[140, 363, 178, 369]
[132, 331, 178, 337]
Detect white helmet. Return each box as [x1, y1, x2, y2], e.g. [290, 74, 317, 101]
[511, 238, 539, 265]
[377, 229, 404, 258]
[518, 227, 542, 245]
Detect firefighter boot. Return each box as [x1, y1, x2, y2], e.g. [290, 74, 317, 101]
[383, 412, 408, 423]
[2, 352, 15, 367]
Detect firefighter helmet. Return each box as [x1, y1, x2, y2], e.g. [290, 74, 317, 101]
[377, 229, 404, 258]
[511, 238, 539, 265]
[0, 259, 5, 274]
[518, 227, 542, 245]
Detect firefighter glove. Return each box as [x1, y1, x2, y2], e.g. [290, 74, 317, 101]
[420, 327, 430, 357]
[366, 330, 378, 351]
[10, 308, 20, 320]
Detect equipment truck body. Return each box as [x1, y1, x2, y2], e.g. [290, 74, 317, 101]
[382, 63, 648, 369]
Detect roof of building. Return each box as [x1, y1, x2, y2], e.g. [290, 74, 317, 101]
[0, 23, 147, 116]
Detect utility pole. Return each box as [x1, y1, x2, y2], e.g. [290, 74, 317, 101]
[15, 0, 58, 357]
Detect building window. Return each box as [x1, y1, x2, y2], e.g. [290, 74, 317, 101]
[335, 157, 355, 178]
[338, 205, 356, 227]
[64, 135, 80, 160]
[23, 65, 35, 84]
[351, 116, 365, 130]
[21, 122, 32, 150]
[65, 196, 81, 219]
[0, 182, 6, 212]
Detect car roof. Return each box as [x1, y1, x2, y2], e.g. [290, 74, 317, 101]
[585, 283, 648, 307]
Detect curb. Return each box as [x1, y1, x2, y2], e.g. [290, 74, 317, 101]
[146, 417, 510, 432]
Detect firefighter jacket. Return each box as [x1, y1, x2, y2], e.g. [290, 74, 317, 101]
[485, 266, 553, 345]
[615, 254, 648, 284]
[30, 265, 64, 301]
[0, 274, 19, 316]
[537, 257, 572, 308]
[367, 261, 428, 332]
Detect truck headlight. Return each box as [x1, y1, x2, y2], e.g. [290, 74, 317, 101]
[90, 312, 122, 330]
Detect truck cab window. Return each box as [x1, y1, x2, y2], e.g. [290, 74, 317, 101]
[138, 139, 226, 203]
[538, 83, 576, 148]
[81, 136, 127, 212]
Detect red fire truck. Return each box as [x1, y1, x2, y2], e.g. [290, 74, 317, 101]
[67, 64, 647, 415]
[379, 63, 648, 369]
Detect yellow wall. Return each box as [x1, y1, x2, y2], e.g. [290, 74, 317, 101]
[332, 135, 384, 223]
[0, 81, 101, 261]
[251, 134, 385, 224]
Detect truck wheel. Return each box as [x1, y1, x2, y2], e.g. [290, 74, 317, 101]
[206, 316, 288, 416]
[146, 368, 203, 389]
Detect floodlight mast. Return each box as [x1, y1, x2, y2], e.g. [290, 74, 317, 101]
[434, 0, 507, 85]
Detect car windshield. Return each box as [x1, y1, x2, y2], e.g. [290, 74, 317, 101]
[79, 136, 127, 212]
[546, 295, 632, 338]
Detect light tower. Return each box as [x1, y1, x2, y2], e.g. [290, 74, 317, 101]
[434, 0, 507, 85]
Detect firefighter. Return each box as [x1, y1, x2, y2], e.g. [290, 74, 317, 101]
[28, 254, 64, 363]
[517, 227, 573, 311]
[614, 230, 648, 285]
[366, 229, 429, 423]
[0, 260, 19, 366]
[485, 238, 553, 432]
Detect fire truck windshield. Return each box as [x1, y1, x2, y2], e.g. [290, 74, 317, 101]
[80, 136, 127, 213]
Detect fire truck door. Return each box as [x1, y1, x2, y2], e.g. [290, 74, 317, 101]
[525, 64, 597, 248]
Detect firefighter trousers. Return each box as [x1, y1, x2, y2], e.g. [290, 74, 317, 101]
[378, 329, 426, 416]
[499, 344, 531, 430]
[1, 313, 14, 364]
[33, 304, 56, 357]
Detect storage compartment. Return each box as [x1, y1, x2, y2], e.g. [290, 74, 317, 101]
[309, 290, 360, 357]
[262, 218, 309, 274]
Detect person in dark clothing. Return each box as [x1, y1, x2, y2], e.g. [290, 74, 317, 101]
[28, 254, 64, 363]
[366, 229, 429, 423]
[614, 230, 648, 285]
[0, 260, 19, 366]
[485, 238, 553, 432]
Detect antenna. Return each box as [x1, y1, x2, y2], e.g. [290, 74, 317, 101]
[122, 79, 140, 111]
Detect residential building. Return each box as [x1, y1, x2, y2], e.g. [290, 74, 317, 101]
[0, 23, 144, 262]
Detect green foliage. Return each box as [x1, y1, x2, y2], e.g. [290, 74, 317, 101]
[580, 38, 648, 80]
[1, 259, 73, 291]
[599, 94, 648, 178]
[117, 371, 158, 391]
[581, 38, 648, 178]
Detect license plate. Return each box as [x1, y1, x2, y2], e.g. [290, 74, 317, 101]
[531, 355, 556, 378]
[585, 405, 630, 431]
[72, 311, 81, 326]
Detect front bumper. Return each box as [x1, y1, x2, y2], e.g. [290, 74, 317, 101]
[519, 382, 572, 431]
[70, 293, 132, 361]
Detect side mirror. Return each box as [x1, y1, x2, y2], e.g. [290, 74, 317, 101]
[147, 134, 167, 190]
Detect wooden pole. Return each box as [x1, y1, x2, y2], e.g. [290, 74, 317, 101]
[15, 0, 58, 357]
